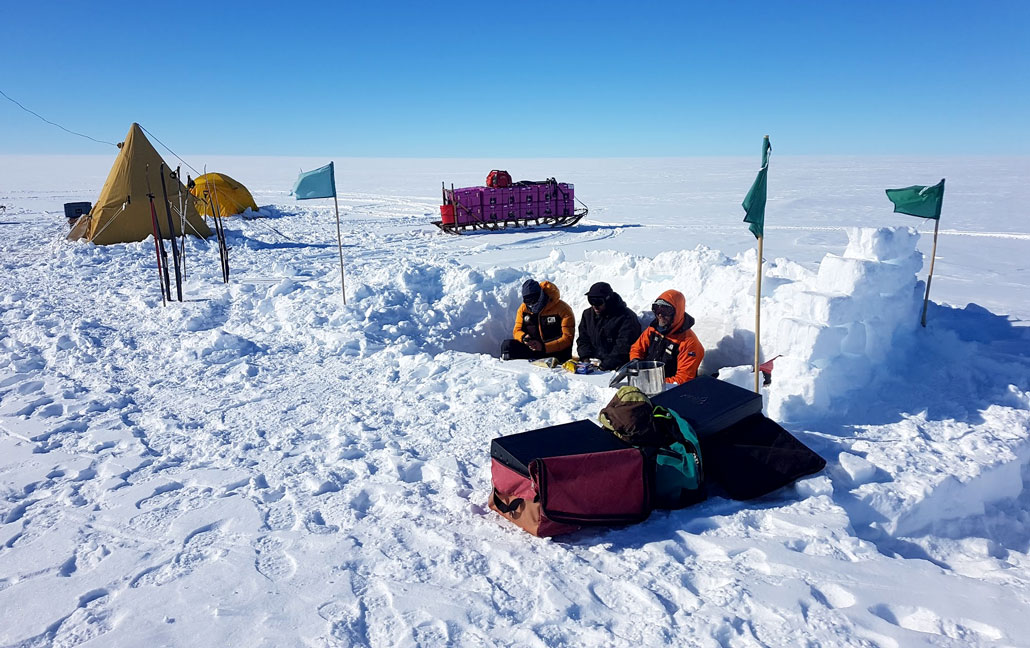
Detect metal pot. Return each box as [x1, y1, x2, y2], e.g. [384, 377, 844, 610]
[628, 361, 665, 396]
[609, 360, 666, 396]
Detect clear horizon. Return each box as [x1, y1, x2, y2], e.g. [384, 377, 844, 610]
[3, 0, 1028, 157]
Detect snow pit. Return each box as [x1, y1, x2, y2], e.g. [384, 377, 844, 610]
[343, 227, 930, 428]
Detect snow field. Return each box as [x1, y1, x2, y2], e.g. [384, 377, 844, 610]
[1, 159, 1029, 646]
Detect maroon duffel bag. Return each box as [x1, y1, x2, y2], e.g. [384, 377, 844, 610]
[489, 421, 653, 537]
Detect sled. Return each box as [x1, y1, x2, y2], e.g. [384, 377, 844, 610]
[433, 176, 588, 234]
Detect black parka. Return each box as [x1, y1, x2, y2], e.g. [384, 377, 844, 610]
[576, 294, 642, 370]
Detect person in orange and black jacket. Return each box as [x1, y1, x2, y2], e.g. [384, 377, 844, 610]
[629, 289, 704, 384]
[501, 279, 575, 362]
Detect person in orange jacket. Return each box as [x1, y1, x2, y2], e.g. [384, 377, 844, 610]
[629, 289, 704, 384]
[501, 279, 575, 362]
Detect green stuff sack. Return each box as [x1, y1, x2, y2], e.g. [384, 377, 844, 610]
[652, 406, 705, 509]
[599, 386, 673, 447]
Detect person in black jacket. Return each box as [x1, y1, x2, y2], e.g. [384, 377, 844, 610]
[576, 282, 642, 370]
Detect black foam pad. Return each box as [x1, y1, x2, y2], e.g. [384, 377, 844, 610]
[702, 414, 827, 500]
[491, 420, 630, 476]
[651, 375, 763, 438]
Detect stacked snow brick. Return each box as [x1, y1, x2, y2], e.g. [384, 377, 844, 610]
[767, 227, 923, 420]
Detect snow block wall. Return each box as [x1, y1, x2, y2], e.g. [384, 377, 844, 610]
[767, 227, 923, 420]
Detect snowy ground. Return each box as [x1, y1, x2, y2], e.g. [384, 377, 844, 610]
[1, 155, 1029, 647]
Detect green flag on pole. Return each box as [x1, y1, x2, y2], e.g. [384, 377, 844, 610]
[885, 179, 945, 219]
[742, 136, 771, 239]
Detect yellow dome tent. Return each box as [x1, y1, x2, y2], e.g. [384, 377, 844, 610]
[68, 123, 211, 245]
[190, 173, 259, 218]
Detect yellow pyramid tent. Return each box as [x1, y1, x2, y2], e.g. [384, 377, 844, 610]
[68, 123, 211, 245]
[191, 173, 259, 218]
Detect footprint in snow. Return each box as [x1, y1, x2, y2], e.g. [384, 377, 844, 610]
[264, 500, 297, 531]
[25, 589, 114, 648]
[133, 481, 185, 510]
[318, 597, 369, 645]
[305, 510, 339, 534]
[130, 522, 227, 588]
[4, 506, 62, 549]
[254, 535, 297, 581]
[589, 580, 669, 619]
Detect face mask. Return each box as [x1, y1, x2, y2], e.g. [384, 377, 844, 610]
[524, 292, 547, 313]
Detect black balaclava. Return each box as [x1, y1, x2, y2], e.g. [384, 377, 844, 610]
[522, 279, 548, 314]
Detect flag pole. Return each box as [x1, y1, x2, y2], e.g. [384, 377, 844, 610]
[754, 234, 763, 392]
[920, 217, 940, 327]
[333, 193, 346, 305]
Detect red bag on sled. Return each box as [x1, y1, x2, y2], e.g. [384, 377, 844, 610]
[486, 169, 512, 188]
[489, 420, 652, 537]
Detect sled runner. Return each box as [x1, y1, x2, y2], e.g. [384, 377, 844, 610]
[433, 172, 588, 234]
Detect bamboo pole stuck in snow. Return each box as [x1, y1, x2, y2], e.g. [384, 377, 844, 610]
[754, 235, 764, 393]
[333, 194, 347, 305]
[921, 217, 940, 327]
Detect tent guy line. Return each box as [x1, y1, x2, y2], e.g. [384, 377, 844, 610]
[1, 87, 205, 183]
[139, 124, 202, 178]
[0, 87, 117, 147]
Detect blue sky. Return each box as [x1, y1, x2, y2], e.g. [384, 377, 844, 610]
[2, 1, 1028, 156]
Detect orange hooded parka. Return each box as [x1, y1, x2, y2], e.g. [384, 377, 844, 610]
[629, 289, 704, 384]
[512, 281, 576, 355]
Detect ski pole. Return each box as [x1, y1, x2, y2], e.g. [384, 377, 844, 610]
[175, 165, 187, 282]
[146, 164, 172, 302]
[160, 163, 183, 301]
[209, 179, 229, 283]
[146, 178, 168, 305]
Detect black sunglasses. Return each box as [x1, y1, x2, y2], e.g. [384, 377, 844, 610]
[523, 293, 541, 305]
[587, 296, 605, 306]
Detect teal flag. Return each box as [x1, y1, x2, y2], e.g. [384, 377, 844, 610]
[886, 179, 945, 219]
[742, 136, 771, 239]
[293, 162, 336, 200]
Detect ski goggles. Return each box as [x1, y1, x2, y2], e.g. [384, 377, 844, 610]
[651, 302, 676, 318]
[523, 292, 542, 305]
[587, 296, 606, 306]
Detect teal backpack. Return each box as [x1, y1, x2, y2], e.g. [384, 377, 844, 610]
[652, 406, 705, 509]
[599, 387, 705, 510]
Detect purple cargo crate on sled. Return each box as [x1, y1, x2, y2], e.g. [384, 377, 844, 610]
[434, 175, 585, 234]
